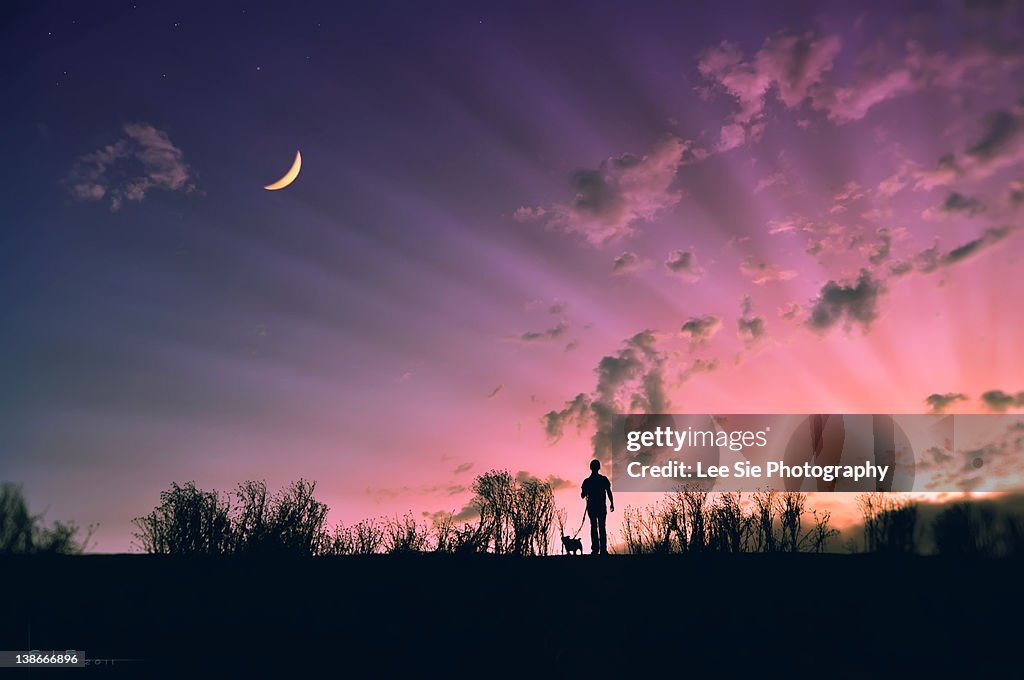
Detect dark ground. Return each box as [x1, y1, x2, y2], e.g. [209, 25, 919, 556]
[1, 553, 1020, 675]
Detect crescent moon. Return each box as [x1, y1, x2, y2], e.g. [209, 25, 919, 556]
[264, 150, 301, 190]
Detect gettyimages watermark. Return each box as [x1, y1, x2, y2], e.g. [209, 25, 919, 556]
[611, 413, 1024, 493]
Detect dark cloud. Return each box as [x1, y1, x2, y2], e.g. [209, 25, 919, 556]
[678, 357, 720, 384]
[509, 321, 569, 343]
[737, 316, 766, 344]
[1009, 179, 1024, 206]
[664, 249, 705, 281]
[926, 392, 968, 413]
[867, 228, 893, 265]
[889, 260, 914, 277]
[485, 385, 503, 400]
[945, 192, 984, 215]
[914, 108, 1024, 189]
[544, 331, 670, 461]
[515, 470, 573, 491]
[739, 255, 796, 284]
[422, 498, 481, 525]
[453, 462, 474, 475]
[922, 192, 986, 220]
[515, 136, 702, 244]
[967, 109, 1021, 161]
[564, 339, 580, 352]
[680, 315, 722, 349]
[943, 226, 1012, 265]
[66, 123, 196, 210]
[807, 269, 885, 332]
[737, 296, 766, 345]
[915, 226, 1013, 273]
[544, 392, 590, 440]
[611, 251, 648, 275]
[981, 390, 1024, 412]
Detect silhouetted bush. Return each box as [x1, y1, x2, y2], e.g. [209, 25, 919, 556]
[707, 492, 750, 553]
[779, 492, 805, 553]
[510, 476, 556, 556]
[621, 490, 837, 555]
[325, 518, 385, 555]
[677, 488, 709, 553]
[858, 493, 918, 554]
[427, 512, 490, 554]
[448, 519, 491, 554]
[471, 470, 556, 555]
[134, 480, 329, 556]
[230, 480, 271, 553]
[932, 502, 1000, 557]
[133, 482, 233, 555]
[751, 490, 779, 552]
[0, 483, 91, 555]
[1003, 516, 1024, 558]
[621, 501, 678, 554]
[255, 479, 329, 556]
[384, 513, 431, 554]
[805, 509, 839, 553]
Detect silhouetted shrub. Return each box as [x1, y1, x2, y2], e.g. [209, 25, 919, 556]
[471, 470, 556, 555]
[859, 493, 918, 554]
[230, 480, 271, 553]
[1003, 516, 1024, 558]
[751, 490, 780, 553]
[510, 476, 555, 556]
[707, 492, 751, 553]
[135, 479, 329, 556]
[325, 518, 385, 555]
[621, 490, 836, 555]
[258, 479, 329, 556]
[384, 512, 430, 553]
[621, 501, 678, 554]
[345, 518, 386, 555]
[805, 509, 839, 553]
[0, 483, 91, 555]
[676, 488, 709, 553]
[932, 502, 999, 557]
[133, 482, 232, 555]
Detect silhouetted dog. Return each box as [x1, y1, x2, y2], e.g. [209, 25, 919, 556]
[561, 536, 583, 555]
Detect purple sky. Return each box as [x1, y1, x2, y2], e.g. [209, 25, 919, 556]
[3, 1, 1024, 550]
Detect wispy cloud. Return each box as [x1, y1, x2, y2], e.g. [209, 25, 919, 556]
[737, 296, 767, 346]
[66, 123, 196, 210]
[739, 254, 797, 284]
[515, 136, 703, 245]
[611, 251, 651, 275]
[664, 249, 705, 282]
[698, 31, 841, 149]
[507, 321, 569, 343]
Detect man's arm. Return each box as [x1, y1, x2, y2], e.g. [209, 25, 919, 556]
[607, 484, 614, 512]
[581, 481, 587, 500]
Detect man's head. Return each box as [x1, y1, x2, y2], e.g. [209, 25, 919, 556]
[590, 459, 601, 472]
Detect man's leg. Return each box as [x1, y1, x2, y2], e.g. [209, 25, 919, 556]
[589, 509, 599, 554]
[598, 513, 608, 554]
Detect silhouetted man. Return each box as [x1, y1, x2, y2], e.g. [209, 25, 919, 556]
[581, 459, 614, 555]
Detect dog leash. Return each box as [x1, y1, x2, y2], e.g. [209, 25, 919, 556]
[571, 505, 587, 539]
